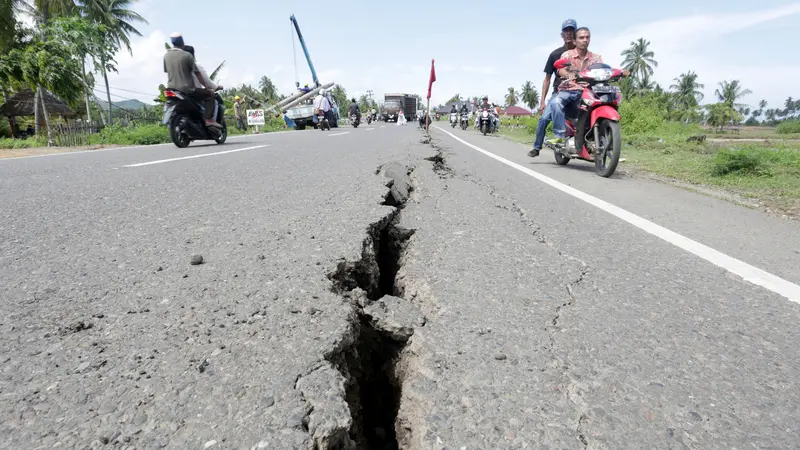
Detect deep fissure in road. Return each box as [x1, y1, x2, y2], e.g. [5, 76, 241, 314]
[326, 167, 417, 449]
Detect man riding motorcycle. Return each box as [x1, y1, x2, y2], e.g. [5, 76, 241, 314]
[183, 45, 223, 122]
[163, 33, 221, 128]
[546, 27, 630, 149]
[348, 98, 361, 122]
[478, 97, 498, 132]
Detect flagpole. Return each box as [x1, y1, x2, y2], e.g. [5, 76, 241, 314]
[425, 97, 430, 135]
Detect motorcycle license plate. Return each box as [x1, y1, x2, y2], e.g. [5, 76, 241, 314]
[593, 85, 617, 94]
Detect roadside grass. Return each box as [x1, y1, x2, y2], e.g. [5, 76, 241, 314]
[495, 113, 800, 214]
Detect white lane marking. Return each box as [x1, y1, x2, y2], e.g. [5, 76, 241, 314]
[432, 126, 800, 304]
[123, 145, 269, 167]
[0, 132, 293, 162]
[380, 126, 386, 128]
[328, 132, 350, 136]
[365, 128, 375, 131]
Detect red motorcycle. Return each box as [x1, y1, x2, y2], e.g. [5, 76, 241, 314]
[546, 59, 625, 177]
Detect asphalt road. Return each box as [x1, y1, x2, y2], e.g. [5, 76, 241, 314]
[1, 122, 798, 449]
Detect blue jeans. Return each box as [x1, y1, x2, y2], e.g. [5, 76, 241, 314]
[550, 90, 581, 138]
[533, 102, 553, 150]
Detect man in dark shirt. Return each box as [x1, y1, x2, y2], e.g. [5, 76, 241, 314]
[163, 33, 220, 128]
[529, 19, 576, 157]
[348, 98, 360, 120]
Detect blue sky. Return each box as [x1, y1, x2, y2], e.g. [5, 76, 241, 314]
[103, 0, 800, 110]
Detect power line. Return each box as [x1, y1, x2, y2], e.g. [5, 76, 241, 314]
[107, 85, 159, 97]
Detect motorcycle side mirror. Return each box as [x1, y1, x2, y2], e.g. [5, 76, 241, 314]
[553, 58, 571, 70]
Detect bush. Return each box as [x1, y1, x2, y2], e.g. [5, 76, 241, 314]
[0, 137, 49, 149]
[712, 148, 772, 177]
[89, 124, 170, 146]
[777, 118, 800, 134]
[619, 94, 669, 135]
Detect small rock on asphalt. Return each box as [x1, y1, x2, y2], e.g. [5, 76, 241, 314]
[494, 353, 507, 361]
[190, 254, 204, 265]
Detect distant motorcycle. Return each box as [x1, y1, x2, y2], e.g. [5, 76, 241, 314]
[351, 113, 360, 128]
[479, 108, 493, 135]
[460, 113, 469, 130]
[317, 112, 330, 131]
[449, 112, 458, 128]
[366, 114, 372, 125]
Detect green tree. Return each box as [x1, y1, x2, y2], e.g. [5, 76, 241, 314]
[2, 25, 85, 143]
[78, 0, 148, 124]
[520, 81, 539, 111]
[258, 75, 277, 103]
[670, 71, 703, 108]
[329, 84, 347, 112]
[706, 102, 741, 130]
[47, 16, 117, 126]
[445, 93, 461, 106]
[504, 87, 518, 107]
[621, 38, 658, 83]
[715, 80, 751, 109]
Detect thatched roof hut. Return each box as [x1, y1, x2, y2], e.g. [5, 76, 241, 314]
[0, 88, 76, 117]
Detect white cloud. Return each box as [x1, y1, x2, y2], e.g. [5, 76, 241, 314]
[104, 30, 169, 102]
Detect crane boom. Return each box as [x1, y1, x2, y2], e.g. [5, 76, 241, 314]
[290, 15, 319, 87]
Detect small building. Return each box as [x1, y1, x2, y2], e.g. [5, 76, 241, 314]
[502, 106, 533, 117]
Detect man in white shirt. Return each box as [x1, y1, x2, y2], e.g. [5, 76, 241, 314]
[313, 88, 332, 125]
[183, 45, 223, 124]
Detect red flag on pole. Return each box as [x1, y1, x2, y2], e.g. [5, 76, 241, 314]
[427, 59, 436, 100]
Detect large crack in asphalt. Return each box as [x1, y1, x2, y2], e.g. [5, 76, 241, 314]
[295, 163, 422, 449]
[421, 131, 595, 448]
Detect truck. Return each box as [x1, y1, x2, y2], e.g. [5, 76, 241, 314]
[382, 94, 417, 122]
[283, 15, 337, 130]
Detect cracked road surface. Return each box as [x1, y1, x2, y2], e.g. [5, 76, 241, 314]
[1, 124, 799, 449]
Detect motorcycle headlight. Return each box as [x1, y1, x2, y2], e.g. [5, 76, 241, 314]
[588, 68, 613, 81]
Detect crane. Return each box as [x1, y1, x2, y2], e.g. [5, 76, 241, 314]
[290, 15, 319, 88]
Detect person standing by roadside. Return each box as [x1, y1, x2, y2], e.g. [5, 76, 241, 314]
[233, 96, 245, 130]
[528, 19, 576, 158]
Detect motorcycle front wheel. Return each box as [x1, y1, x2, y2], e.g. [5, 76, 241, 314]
[481, 124, 488, 135]
[594, 120, 622, 177]
[214, 120, 228, 144]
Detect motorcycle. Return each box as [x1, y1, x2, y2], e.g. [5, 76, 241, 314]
[162, 88, 226, 148]
[351, 113, 360, 128]
[449, 112, 458, 128]
[460, 112, 469, 130]
[479, 108, 494, 135]
[316, 112, 331, 131]
[366, 114, 372, 125]
[545, 60, 624, 177]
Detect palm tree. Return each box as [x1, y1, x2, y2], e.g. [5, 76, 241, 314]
[258, 75, 277, 102]
[505, 87, 518, 107]
[79, 0, 148, 124]
[670, 71, 704, 108]
[714, 80, 752, 109]
[758, 99, 768, 110]
[784, 96, 795, 117]
[621, 38, 658, 82]
[520, 81, 539, 111]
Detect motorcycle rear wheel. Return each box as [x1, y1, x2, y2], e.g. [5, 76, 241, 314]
[171, 117, 190, 148]
[594, 120, 622, 177]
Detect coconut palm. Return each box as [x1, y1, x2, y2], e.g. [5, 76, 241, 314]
[520, 81, 539, 111]
[258, 75, 277, 102]
[621, 38, 658, 82]
[714, 80, 752, 109]
[505, 87, 518, 107]
[78, 0, 148, 124]
[670, 71, 704, 108]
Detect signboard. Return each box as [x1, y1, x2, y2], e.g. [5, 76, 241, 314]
[246, 109, 265, 126]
